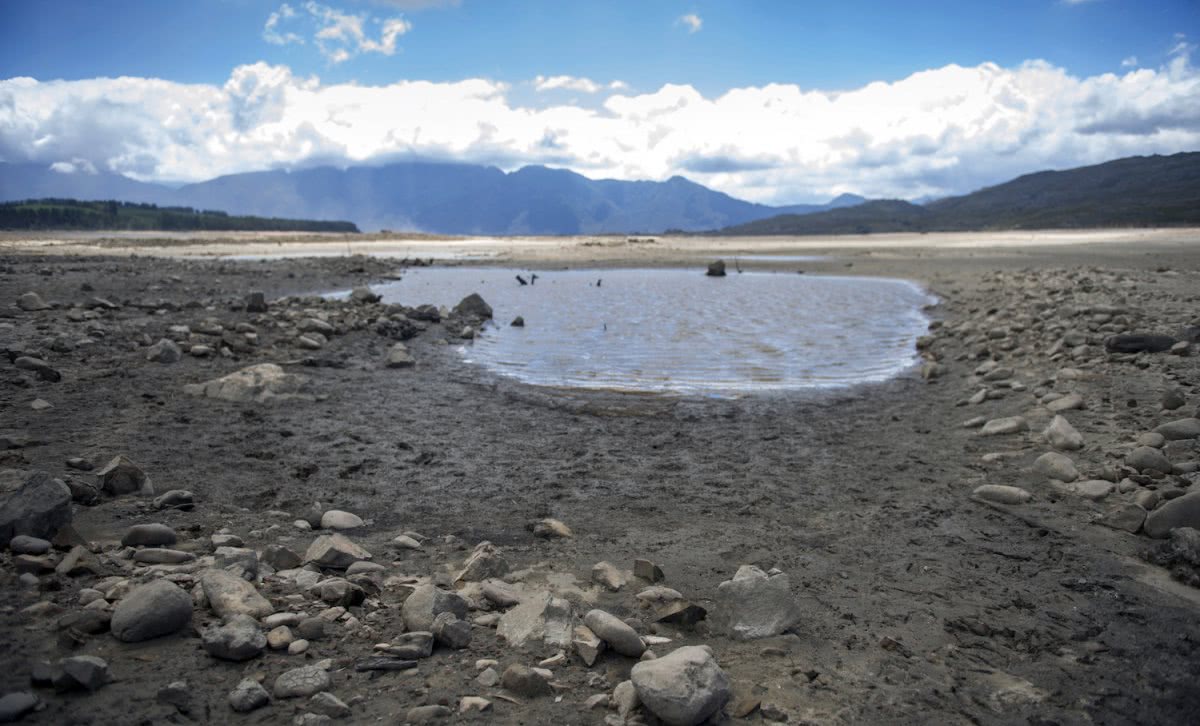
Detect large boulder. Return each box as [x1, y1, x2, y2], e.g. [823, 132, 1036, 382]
[452, 293, 492, 320]
[0, 471, 72, 547]
[713, 565, 799, 640]
[1154, 418, 1200, 441]
[96, 456, 153, 496]
[630, 646, 731, 726]
[304, 534, 372, 569]
[401, 584, 468, 632]
[202, 614, 267, 661]
[110, 580, 193, 642]
[183, 364, 311, 403]
[497, 591, 575, 651]
[1127, 446, 1171, 474]
[200, 569, 273, 618]
[1145, 491, 1200, 539]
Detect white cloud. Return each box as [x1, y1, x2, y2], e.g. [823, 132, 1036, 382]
[368, 0, 459, 8]
[1061, 0, 1098, 5]
[678, 13, 702, 33]
[263, 3, 304, 45]
[2, 55, 1198, 203]
[49, 158, 96, 175]
[1121, 56, 1138, 68]
[264, 2, 411, 63]
[535, 75, 602, 93]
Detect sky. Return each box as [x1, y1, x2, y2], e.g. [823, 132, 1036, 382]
[0, 0, 1198, 204]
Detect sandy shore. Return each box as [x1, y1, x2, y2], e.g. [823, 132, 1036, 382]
[1, 230, 1199, 724]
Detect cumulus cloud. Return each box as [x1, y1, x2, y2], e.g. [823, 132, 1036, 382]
[264, 2, 411, 63]
[2, 54, 1198, 202]
[678, 13, 702, 33]
[533, 75, 629, 94]
[1121, 56, 1138, 68]
[368, 0, 459, 8]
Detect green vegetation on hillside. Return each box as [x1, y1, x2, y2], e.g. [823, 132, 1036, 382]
[0, 199, 359, 233]
[721, 152, 1200, 235]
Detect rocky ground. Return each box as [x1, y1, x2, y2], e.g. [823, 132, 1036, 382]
[1, 246, 1199, 725]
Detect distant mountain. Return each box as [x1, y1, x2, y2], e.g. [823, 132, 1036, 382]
[0, 161, 863, 235]
[721, 152, 1200, 235]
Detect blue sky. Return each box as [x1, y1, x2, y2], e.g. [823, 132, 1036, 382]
[1, 1, 1198, 203]
[2, 0, 1195, 93]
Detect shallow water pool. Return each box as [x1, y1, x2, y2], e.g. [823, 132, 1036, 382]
[362, 267, 935, 395]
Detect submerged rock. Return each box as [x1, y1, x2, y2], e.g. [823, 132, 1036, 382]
[706, 260, 727, 277]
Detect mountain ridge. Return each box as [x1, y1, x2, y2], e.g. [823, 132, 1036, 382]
[0, 161, 861, 235]
[720, 152, 1200, 235]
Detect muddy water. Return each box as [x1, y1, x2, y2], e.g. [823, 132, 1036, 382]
[365, 267, 935, 395]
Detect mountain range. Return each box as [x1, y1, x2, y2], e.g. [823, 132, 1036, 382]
[720, 152, 1200, 235]
[0, 161, 864, 235]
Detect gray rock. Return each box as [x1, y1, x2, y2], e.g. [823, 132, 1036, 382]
[500, 664, 552, 698]
[1097, 503, 1146, 533]
[310, 577, 364, 606]
[1105, 333, 1176, 354]
[263, 544, 302, 571]
[380, 631, 434, 659]
[386, 343, 415, 368]
[1032, 452, 1078, 482]
[153, 490, 194, 510]
[273, 665, 331, 699]
[1072, 479, 1113, 500]
[455, 542, 509, 582]
[713, 565, 799, 640]
[200, 568, 273, 618]
[972, 484, 1032, 505]
[0, 691, 38, 722]
[16, 292, 50, 311]
[133, 548, 194, 565]
[630, 645, 731, 726]
[510, 316, 525, 328]
[349, 286, 381, 304]
[214, 546, 259, 578]
[121, 523, 176, 547]
[304, 534, 372, 569]
[497, 591, 575, 650]
[530, 518, 573, 538]
[452, 293, 492, 320]
[591, 561, 627, 591]
[146, 339, 182, 363]
[1145, 491, 1200, 538]
[481, 580, 520, 608]
[229, 678, 270, 712]
[96, 456, 152, 496]
[203, 614, 267, 661]
[584, 609, 646, 657]
[706, 260, 727, 277]
[634, 559, 665, 582]
[56, 545, 99, 576]
[1043, 416, 1083, 451]
[1162, 388, 1186, 410]
[573, 624, 605, 666]
[979, 417, 1027, 436]
[1154, 418, 1200, 441]
[0, 471, 72, 546]
[184, 363, 311, 403]
[432, 612, 472, 649]
[1127, 446, 1171, 474]
[614, 680, 640, 718]
[9, 535, 51, 555]
[319, 510, 362, 530]
[110, 579, 193, 642]
[1046, 393, 1084, 412]
[309, 692, 352, 719]
[406, 705, 452, 723]
[402, 584, 468, 632]
[245, 292, 269, 313]
[60, 655, 110, 692]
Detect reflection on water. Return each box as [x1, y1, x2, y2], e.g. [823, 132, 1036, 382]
[366, 267, 935, 395]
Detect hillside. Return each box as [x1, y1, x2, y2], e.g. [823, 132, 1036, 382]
[721, 152, 1200, 235]
[0, 199, 359, 233]
[0, 161, 861, 235]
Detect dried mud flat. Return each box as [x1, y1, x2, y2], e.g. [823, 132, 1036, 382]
[1, 235, 1199, 725]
